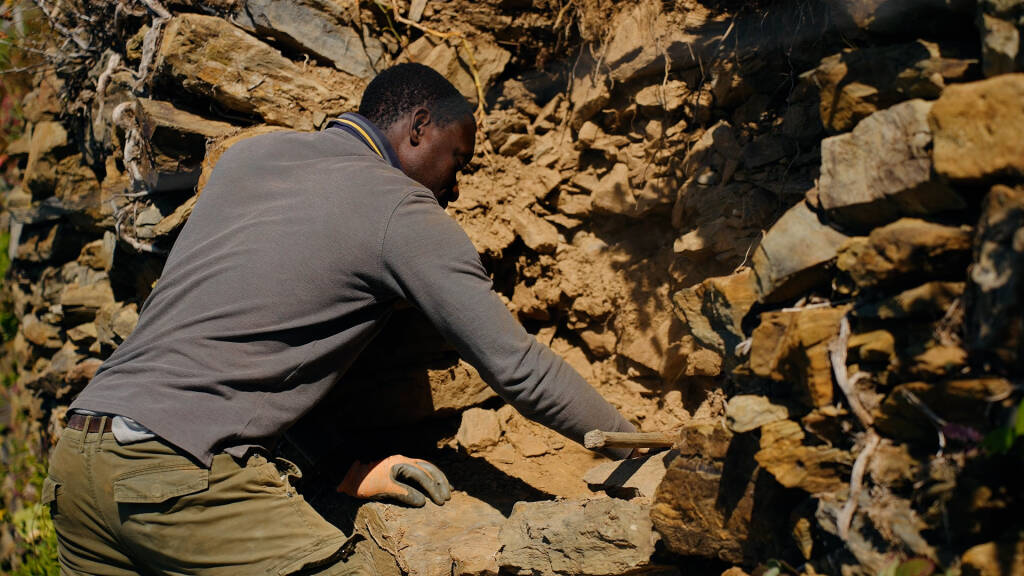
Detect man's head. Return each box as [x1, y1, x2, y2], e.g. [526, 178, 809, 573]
[359, 63, 476, 208]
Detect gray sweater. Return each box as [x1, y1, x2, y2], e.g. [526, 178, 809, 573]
[71, 114, 635, 466]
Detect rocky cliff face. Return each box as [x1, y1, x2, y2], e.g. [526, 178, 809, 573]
[2, 0, 1023, 574]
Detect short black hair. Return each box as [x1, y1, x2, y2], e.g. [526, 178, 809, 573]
[358, 63, 474, 130]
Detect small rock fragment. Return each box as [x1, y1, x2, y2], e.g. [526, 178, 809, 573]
[750, 201, 850, 303]
[725, 395, 790, 433]
[672, 268, 758, 359]
[875, 378, 1015, 443]
[456, 408, 502, 452]
[755, 420, 852, 493]
[510, 211, 560, 254]
[590, 163, 636, 216]
[979, 13, 1021, 78]
[961, 538, 1024, 576]
[356, 493, 505, 576]
[855, 281, 964, 320]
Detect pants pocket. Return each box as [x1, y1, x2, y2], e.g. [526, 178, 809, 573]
[112, 465, 210, 504]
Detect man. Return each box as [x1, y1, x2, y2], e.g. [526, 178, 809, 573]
[45, 63, 636, 575]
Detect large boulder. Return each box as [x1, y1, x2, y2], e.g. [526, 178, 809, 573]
[499, 498, 660, 576]
[155, 13, 342, 130]
[929, 74, 1024, 183]
[818, 99, 963, 231]
[651, 420, 799, 564]
[966, 185, 1024, 373]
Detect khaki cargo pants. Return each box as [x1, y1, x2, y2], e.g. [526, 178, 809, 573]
[45, 416, 399, 575]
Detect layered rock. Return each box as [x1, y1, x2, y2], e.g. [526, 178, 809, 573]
[818, 99, 962, 231]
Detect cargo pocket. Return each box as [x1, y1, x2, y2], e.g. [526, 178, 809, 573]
[113, 465, 209, 504]
[41, 477, 60, 516]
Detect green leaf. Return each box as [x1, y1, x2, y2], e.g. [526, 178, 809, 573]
[894, 558, 935, 576]
[1014, 398, 1024, 438]
[983, 426, 1015, 455]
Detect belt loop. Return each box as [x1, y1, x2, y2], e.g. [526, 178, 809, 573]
[98, 415, 109, 453]
[80, 415, 93, 452]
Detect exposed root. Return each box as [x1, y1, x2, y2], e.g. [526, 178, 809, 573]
[900, 389, 948, 455]
[829, 315, 874, 429]
[388, 0, 486, 119]
[31, 0, 91, 51]
[138, 0, 171, 19]
[133, 13, 169, 93]
[837, 431, 880, 541]
[112, 101, 155, 190]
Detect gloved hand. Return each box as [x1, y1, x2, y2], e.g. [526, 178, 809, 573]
[337, 455, 452, 507]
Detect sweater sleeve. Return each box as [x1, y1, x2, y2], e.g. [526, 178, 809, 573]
[378, 191, 636, 458]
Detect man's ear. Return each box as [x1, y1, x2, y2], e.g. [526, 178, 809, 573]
[409, 107, 431, 146]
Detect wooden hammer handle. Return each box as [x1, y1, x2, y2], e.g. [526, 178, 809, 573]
[584, 430, 675, 450]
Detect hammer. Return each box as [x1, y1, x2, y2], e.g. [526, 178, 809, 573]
[584, 430, 676, 451]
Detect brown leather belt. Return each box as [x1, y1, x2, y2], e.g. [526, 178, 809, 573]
[67, 412, 114, 433]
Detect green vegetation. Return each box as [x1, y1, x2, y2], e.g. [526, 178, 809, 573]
[0, 231, 16, 342]
[6, 500, 59, 576]
[983, 397, 1024, 455]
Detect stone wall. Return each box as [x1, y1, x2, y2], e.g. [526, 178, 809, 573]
[1, 0, 1023, 574]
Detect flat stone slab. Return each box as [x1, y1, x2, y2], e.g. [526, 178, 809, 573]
[499, 498, 660, 576]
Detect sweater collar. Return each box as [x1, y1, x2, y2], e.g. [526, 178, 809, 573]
[326, 112, 402, 171]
